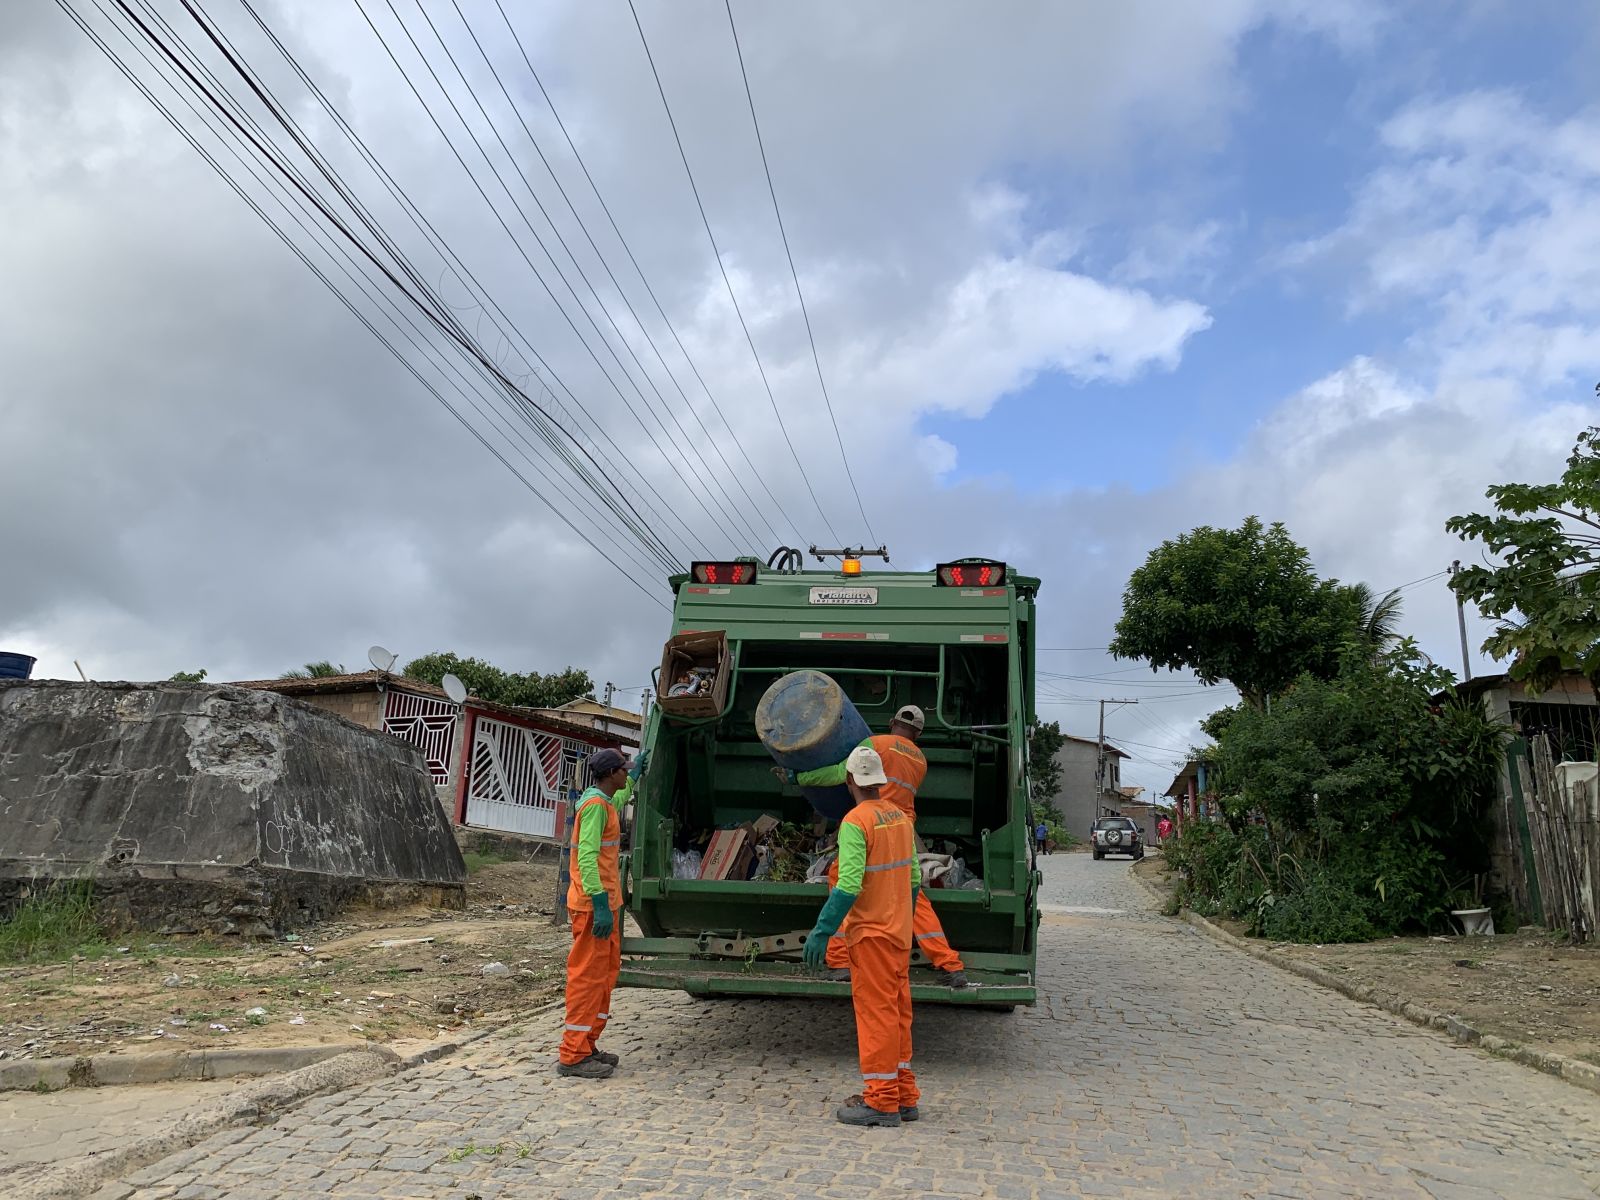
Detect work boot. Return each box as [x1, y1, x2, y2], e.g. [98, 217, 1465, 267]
[899, 1105, 920, 1122]
[587, 1049, 619, 1067]
[937, 969, 970, 988]
[824, 968, 851, 983]
[556, 1057, 614, 1080]
[835, 1097, 901, 1127]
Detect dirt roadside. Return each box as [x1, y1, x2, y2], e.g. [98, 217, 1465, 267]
[0, 863, 568, 1068]
[1134, 855, 1600, 1066]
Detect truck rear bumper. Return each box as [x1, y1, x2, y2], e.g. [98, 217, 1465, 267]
[617, 956, 1036, 1005]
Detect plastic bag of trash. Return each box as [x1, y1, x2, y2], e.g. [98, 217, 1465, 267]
[672, 849, 703, 879]
[805, 849, 838, 883]
[960, 878, 985, 891]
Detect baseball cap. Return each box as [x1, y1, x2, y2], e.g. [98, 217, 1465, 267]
[587, 748, 628, 777]
[892, 704, 926, 733]
[845, 745, 888, 787]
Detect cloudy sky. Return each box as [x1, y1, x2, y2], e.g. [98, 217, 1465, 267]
[3, 0, 1597, 795]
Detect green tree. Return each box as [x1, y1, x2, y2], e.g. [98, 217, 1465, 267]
[1195, 644, 1505, 940]
[1027, 720, 1066, 823]
[1109, 517, 1363, 708]
[168, 669, 207, 683]
[402, 652, 593, 710]
[1447, 423, 1600, 694]
[281, 661, 344, 679]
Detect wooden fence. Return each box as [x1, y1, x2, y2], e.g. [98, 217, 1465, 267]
[1514, 734, 1600, 942]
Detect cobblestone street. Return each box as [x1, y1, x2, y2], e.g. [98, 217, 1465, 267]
[106, 855, 1600, 1199]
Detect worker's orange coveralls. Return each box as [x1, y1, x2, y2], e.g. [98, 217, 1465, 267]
[560, 788, 622, 1066]
[838, 795, 919, 1115]
[824, 734, 964, 973]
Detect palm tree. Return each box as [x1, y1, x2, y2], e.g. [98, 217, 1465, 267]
[1347, 583, 1404, 659]
[280, 660, 345, 679]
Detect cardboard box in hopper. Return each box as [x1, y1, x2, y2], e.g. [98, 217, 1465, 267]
[699, 826, 755, 881]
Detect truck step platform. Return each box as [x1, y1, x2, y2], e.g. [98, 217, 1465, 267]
[617, 957, 1035, 1005]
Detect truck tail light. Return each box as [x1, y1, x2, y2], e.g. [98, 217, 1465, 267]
[690, 562, 757, 585]
[935, 561, 1007, 587]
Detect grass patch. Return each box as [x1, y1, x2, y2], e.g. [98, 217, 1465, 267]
[462, 851, 514, 874]
[0, 882, 110, 964]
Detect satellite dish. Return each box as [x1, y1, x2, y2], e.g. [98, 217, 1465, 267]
[368, 645, 398, 674]
[441, 673, 468, 705]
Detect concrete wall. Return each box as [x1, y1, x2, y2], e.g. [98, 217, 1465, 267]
[0, 681, 465, 935]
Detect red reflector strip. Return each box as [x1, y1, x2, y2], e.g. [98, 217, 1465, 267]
[686, 587, 710, 594]
[959, 633, 1009, 643]
[797, 632, 890, 641]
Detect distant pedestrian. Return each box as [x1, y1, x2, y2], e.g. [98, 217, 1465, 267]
[1157, 816, 1173, 844]
[1034, 821, 1050, 856]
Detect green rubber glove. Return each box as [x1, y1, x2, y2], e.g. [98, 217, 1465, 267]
[590, 891, 614, 939]
[629, 750, 650, 780]
[804, 888, 855, 969]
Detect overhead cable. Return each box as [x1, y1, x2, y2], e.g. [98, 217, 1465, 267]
[59, 0, 672, 609]
[627, 0, 844, 545]
[723, 0, 878, 546]
[438, 0, 786, 555]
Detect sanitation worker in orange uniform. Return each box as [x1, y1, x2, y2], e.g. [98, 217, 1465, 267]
[557, 746, 642, 1079]
[803, 745, 923, 1127]
[783, 705, 969, 988]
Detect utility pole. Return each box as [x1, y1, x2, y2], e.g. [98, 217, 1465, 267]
[1098, 698, 1140, 815]
[604, 681, 615, 710]
[1449, 560, 1473, 681]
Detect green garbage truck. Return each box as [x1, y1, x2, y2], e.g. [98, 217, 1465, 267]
[617, 552, 1042, 1006]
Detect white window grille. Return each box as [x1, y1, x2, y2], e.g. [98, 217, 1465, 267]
[382, 690, 458, 785]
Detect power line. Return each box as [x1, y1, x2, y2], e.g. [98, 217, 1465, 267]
[722, 0, 876, 545]
[224, 0, 688, 579]
[402, 0, 770, 556]
[61, 0, 673, 611]
[125, 0, 675, 589]
[448, 0, 789, 554]
[626, 0, 843, 545]
[184, 0, 685, 578]
[227, 0, 690, 576]
[489, 0, 807, 551]
[354, 0, 734, 560]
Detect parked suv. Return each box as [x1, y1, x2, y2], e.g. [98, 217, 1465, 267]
[1091, 816, 1144, 861]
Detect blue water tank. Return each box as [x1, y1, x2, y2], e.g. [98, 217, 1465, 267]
[0, 652, 36, 680]
[755, 670, 870, 821]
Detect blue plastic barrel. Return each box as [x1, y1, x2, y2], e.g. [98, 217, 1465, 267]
[755, 670, 871, 821]
[0, 652, 35, 680]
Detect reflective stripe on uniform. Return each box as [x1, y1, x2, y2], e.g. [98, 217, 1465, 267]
[599, 839, 620, 847]
[886, 776, 916, 790]
[898, 1062, 912, 1070]
[861, 1071, 898, 1081]
[564, 1023, 592, 1032]
[864, 856, 914, 873]
[914, 931, 946, 942]
[596, 1013, 611, 1020]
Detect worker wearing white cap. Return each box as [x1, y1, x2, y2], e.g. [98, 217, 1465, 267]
[781, 704, 969, 987]
[803, 745, 923, 1126]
